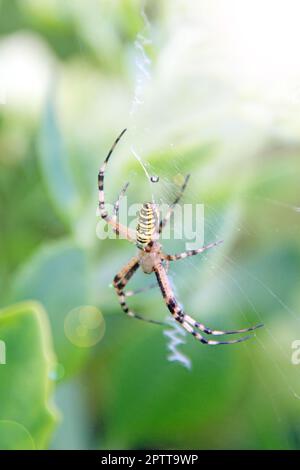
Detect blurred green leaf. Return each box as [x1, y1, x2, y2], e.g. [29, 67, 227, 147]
[11, 240, 91, 379]
[39, 98, 81, 225]
[0, 301, 58, 449]
[0, 151, 67, 298]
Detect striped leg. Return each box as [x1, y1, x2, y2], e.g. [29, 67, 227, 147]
[154, 263, 261, 345]
[163, 240, 223, 262]
[113, 257, 166, 326]
[112, 181, 130, 235]
[125, 282, 158, 297]
[98, 129, 136, 242]
[113, 182, 130, 219]
[159, 174, 190, 234]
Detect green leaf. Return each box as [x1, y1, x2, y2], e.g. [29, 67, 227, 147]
[0, 301, 59, 449]
[11, 240, 91, 379]
[39, 97, 81, 224]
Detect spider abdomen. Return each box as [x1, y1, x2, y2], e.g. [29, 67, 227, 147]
[136, 203, 159, 250]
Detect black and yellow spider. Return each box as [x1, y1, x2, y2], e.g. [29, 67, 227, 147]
[98, 129, 263, 345]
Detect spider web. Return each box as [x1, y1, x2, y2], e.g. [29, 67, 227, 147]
[128, 0, 192, 369]
[126, 0, 300, 446]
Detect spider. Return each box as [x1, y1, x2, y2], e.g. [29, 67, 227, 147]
[98, 129, 263, 345]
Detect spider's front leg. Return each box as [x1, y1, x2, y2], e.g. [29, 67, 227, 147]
[113, 257, 166, 326]
[154, 262, 262, 345]
[98, 129, 136, 243]
[113, 182, 130, 219]
[159, 174, 190, 234]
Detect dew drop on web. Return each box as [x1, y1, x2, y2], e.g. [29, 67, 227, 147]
[150, 175, 159, 183]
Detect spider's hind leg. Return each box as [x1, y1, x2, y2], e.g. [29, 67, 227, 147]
[113, 257, 166, 326]
[154, 262, 261, 345]
[125, 282, 157, 297]
[183, 313, 264, 337]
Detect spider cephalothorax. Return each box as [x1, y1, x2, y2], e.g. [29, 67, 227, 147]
[138, 240, 162, 274]
[98, 129, 263, 345]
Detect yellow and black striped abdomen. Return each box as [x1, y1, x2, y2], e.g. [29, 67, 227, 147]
[136, 203, 159, 250]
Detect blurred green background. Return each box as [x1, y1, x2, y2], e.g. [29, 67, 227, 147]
[1, 0, 300, 450]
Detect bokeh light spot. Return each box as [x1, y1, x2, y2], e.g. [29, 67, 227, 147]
[48, 363, 65, 381]
[64, 306, 105, 348]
